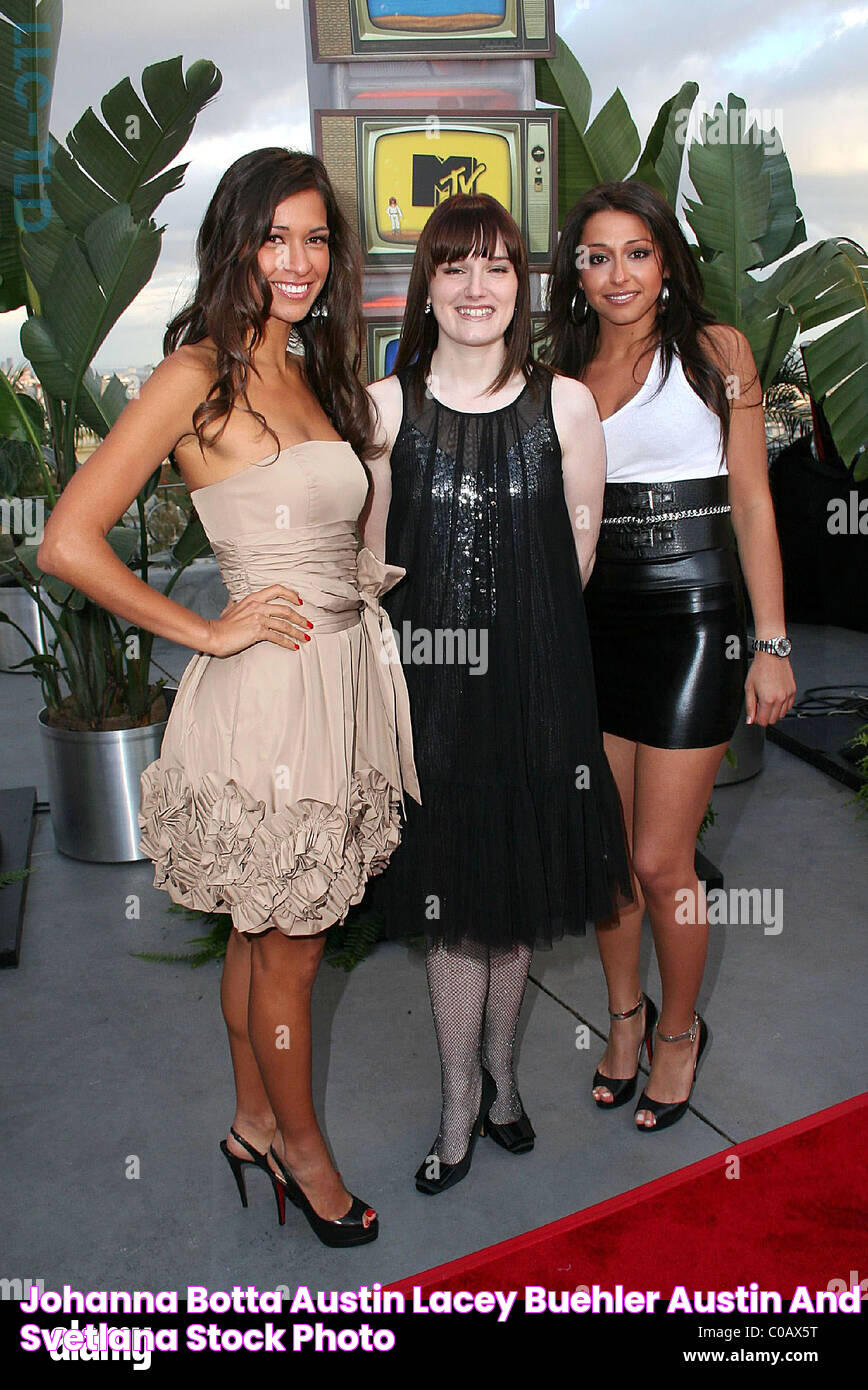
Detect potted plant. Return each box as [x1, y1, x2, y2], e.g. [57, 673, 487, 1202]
[0, 2, 221, 860]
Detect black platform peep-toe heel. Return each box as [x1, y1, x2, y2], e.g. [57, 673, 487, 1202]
[219, 1127, 282, 1221]
[592, 994, 658, 1109]
[415, 1067, 497, 1195]
[480, 1066, 535, 1153]
[268, 1149, 379, 1248]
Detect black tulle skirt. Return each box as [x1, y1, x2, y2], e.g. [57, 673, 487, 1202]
[367, 365, 633, 950]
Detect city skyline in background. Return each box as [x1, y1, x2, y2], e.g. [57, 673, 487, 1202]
[1, 0, 866, 376]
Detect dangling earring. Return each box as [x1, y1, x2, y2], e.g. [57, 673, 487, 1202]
[659, 280, 670, 309]
[310, 297, 328, 319]
[570, 287, 589, 324]
[424, 299, 432, 315]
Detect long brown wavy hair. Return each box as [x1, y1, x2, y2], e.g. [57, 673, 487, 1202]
[542, 181, 746, 454]
[164, 147, 372, 461]
[392, 192, 547, 410]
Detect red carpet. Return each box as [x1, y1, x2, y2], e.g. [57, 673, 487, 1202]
[387, 1094, 868, 1299]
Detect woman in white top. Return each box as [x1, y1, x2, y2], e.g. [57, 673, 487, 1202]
[542, 180, 796, 1131]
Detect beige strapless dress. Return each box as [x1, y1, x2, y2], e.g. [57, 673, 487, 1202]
[138, 440, 420, 937]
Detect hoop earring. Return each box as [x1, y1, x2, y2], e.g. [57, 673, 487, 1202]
[659, 281, 670, 309]
[570, 288, 589, 324]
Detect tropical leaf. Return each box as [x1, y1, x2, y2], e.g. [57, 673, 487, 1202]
[0, 369, 43, 448]
[685, 110, 770, 280]
[47, 57, 219, 237]
[633, 82, 699, 203]
[778, 238, 868, 475]
[535, 36, 639, 218]
[0, 186, 28, 310]
[21, 204, 161, 396]
[0, 2, 62, 311]
[0, 1, 61, 189]
[739, 258, 800, 391]
[172, 510, 211, 564]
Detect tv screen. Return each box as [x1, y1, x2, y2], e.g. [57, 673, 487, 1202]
[369, 1, 506, 32]
[316, 110, 556, 269]
[309, 0, 554, 60]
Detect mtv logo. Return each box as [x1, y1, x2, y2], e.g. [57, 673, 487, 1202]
[412, 154, 488, 206]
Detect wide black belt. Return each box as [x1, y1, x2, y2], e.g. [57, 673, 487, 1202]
[596, 476, 733, 560]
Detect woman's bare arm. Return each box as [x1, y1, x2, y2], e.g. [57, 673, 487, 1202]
[706, 325, 796, 724]
[551, 371, 607, 588]
[359, 375, 403, 561]
[37, 352, 310, 658]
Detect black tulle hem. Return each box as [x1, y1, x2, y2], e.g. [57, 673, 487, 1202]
[369, 779, 633, 950]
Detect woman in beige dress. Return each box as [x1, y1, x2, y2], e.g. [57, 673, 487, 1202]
[36, 148, 419, 1247]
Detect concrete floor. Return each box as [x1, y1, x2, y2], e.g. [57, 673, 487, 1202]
[1, 575, 866, 1292]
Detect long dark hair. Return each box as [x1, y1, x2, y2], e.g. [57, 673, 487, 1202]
[542, 181, 744, 454]
[392, 193, 546, 410]
[164, 147, 372, 460]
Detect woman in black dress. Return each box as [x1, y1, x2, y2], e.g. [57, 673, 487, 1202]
[363, 193, 632, 1192]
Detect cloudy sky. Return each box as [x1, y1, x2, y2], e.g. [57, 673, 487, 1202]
[2, 0, 865, 369]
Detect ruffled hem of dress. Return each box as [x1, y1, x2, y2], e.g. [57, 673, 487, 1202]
[138, 763, 402, 936]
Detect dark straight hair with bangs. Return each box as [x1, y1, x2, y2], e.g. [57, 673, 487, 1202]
[392, 193, 545, 407]
[164, 147, 372, 462]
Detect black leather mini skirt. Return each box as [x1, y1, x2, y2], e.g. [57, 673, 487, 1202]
[584, 477, 748, 749]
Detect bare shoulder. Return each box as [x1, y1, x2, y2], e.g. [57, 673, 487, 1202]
[366, 373, 404, 457]
[699, 323, 761, 403]
[367, 372, 403, 413]
[699, 323, 748, 372]
[550, 369, 601, 429]
[140, 343, 214, 406]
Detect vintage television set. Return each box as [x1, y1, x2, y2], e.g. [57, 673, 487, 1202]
[308, 0, 554, 61]
[364, 314, 404, 384]
[315, 109, 556, 270]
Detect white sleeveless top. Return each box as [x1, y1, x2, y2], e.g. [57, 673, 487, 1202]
[601, 342, 726, 482]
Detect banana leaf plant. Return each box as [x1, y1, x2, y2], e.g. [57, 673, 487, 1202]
[537, 37, 867, 480]
[0, 0, 221, 727]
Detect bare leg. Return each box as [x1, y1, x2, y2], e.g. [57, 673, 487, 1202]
[592, 732, 649, 1102]
[482, 943, 533, 1123]
[248, 927, 353, 1220]
[631, 742, 729, 1127]
[220, 925, 276, 1158]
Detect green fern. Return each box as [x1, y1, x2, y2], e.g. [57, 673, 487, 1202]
[847, 725, 868, 820]
[0, 866, 33, 888]
[323, 908, 385, 972]
[136, 900, 385, 970]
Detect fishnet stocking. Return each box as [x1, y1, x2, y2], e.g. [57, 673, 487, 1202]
[483, 943, 532, 1124]
[424, 938, 531, 1163]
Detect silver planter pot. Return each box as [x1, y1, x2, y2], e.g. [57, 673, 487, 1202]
[37, 688, 177, 862]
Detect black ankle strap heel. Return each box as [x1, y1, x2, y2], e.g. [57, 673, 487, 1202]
[592, 993, 658, 1109]
[219, 1127, 280, 1220]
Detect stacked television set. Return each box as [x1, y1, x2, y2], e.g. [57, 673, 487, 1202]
[303, 0, 556, 383]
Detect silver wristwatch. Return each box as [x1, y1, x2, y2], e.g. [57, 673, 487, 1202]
[748, 635, 792, 657]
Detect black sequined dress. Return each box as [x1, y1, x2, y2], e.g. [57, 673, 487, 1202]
[371, 363, 632, 950]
